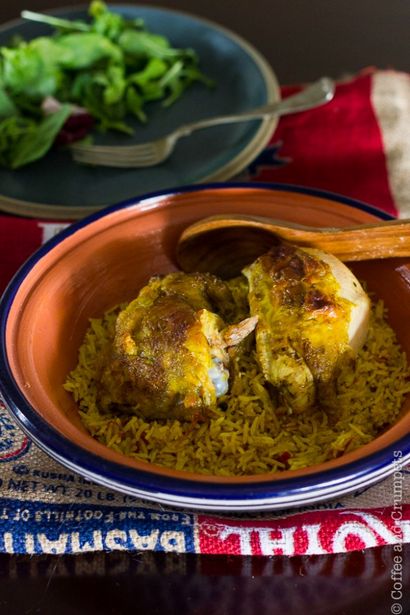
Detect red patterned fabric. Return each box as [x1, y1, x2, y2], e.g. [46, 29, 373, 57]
[197, 508, 410, 556]
[250, 73, 397, 216]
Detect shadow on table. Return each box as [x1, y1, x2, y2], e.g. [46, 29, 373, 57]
[0, 544, 409, 614]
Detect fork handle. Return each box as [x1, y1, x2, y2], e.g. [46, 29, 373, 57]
[177, 77, 335, 138]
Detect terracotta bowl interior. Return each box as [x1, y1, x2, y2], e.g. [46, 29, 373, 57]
[5, 187, 410, 484]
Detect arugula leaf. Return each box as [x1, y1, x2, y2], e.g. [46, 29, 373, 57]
[161, 71, 186, 107]
[0, 88, 17, 118]
[125, 86, 146, 122]
[30, 37, 74, 66]
[118, 30, 179, 60]
[130, 57, 168, 85]
[12, 105, 71, 168]
[89, 1, 126, 41]
[20, 10, 90, 33]
[127, 57, 168, 102]
[1, 43, 60, 98]
[0, 116, 36, 167]
[93, 64, 126, 105]
[56, 33, 123, 70]
[67, 71, 132, 134]
[0, 105, 71, 169]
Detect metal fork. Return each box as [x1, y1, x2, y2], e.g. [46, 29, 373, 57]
[70, 77, 335, 168]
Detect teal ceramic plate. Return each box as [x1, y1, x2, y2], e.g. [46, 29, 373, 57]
[0, 4, 279, 219]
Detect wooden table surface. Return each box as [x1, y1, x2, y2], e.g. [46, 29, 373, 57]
[1, 546, 410, 614]
[0, 2, 409, 613]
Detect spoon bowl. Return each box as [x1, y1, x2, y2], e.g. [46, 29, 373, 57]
[176, 213, 410, 278]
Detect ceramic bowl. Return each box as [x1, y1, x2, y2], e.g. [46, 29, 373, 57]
[1, 183, 409, 511]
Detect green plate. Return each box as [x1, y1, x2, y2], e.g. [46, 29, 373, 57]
[0, 4, 279, 219]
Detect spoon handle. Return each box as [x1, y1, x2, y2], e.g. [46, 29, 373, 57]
[297, 220, 410, 260]
[252, 217, 410, 260]
[181, 215, 410, 261]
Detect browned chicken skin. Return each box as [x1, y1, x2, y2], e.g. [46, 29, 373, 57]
[98, 272, 256, 420]
[243, 243, 370, 412]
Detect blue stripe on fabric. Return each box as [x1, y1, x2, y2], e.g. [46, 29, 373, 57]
[0, 497, 195, 554]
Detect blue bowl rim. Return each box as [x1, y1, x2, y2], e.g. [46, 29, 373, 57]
[0, 181, 407, 504]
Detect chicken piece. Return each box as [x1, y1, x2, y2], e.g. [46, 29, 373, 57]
[98, 273, 256, 421]
[243, 242, 370, 412]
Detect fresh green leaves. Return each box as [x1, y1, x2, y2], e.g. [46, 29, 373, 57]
[0, 88, 17, 118]
[0, 105, 71, 168]
[56, 33, 123, 70]
[89, 1, 128, 40]
[0, 1, 213, 168]
[20, 10, 91, 33]
[118, 29, 180, 59]
[1, 43, 60, 98]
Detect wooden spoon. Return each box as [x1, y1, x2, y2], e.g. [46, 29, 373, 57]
[176, 214, 410, 278]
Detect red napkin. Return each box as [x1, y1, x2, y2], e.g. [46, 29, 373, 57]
[254, 69, 410, 216]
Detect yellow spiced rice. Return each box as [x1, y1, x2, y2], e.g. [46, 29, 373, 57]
[64, 297, 410, 476]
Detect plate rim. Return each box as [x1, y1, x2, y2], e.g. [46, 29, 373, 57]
[0, 3, 280, 219]
[1, 181, 408, 512]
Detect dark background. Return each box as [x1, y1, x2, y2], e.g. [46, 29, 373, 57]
[0, 0, 409, 84]
[2, 548, 410, 615]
